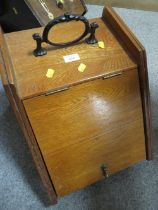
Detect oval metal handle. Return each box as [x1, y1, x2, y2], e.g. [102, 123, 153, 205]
[32, 13, 99, 57]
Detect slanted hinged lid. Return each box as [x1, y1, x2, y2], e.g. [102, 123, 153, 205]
[4, 17, 137, 100]
[24, 0, 87, 26]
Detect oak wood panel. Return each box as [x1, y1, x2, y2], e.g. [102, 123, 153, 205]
[0, 27, 14, 85]
[11, 85, 58, 204]
[0, 27, 57, 204]
[4, 18, 137, 100]
[0, 50, 24, 132]
[24, 0, 87, 26]
[102, 6, 152, 160]
[24, 69, 146, 196]
[0, 6, 151, 202]
[0, 28, 24, 131]
[48, 117, 145, 196]
[0, 68, 57, 205]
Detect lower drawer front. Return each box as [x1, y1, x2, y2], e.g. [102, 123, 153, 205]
[49, 119, 145, 196]
[23, 69, 146, 196]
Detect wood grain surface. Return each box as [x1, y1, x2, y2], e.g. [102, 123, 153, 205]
[24, 69, 146, 196]
[0, 27, 14, 85]
[4, 18, 136, 100]
[0, 27, 57, 204]
[0, 6, 152, 202]
[102, 7, 152, 160]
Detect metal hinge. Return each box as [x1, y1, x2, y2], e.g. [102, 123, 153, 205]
[45, 86, 69, 96]
[102, 71, 123, 80]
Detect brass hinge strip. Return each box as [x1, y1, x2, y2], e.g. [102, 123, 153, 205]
[45, 86, 69, 96]
[44, 71, 123, 96]
[102, 71, 123, 80]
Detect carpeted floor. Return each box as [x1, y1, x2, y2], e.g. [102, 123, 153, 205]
[0, 5, 158, 210]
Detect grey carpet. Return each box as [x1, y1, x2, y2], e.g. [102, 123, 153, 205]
[0, 5, 158, 210]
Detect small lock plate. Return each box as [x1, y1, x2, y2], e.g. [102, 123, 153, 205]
[101, 164, 109, 178]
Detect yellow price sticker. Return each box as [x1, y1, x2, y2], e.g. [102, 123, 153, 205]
[98, 41, 105, 49]
[46, 69, 55, 78]
[78, 63, 86, 72]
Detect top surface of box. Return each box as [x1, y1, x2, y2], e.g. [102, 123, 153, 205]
[4, 17, 137, 100]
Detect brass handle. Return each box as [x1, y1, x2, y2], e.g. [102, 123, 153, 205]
[56, 0, 64, 9]
[101, 164, 109, 178]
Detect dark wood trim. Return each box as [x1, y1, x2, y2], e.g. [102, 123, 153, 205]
[102, 6, 152, 160]
[11, 85, 58, 205]
[0, 27, 57, 204]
